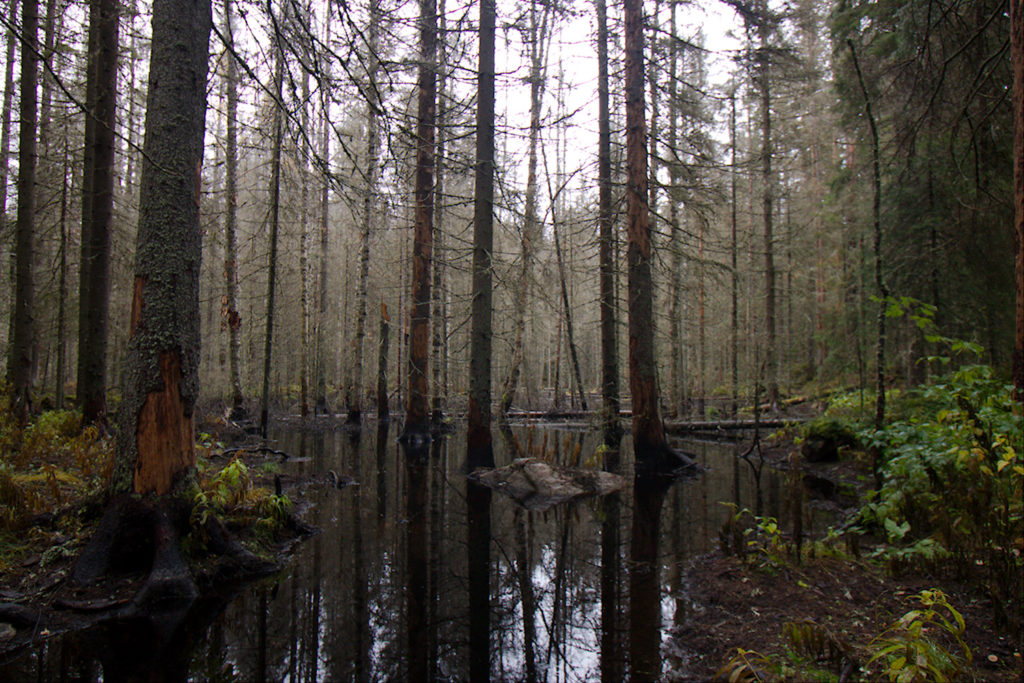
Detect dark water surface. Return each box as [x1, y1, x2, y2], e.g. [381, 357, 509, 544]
[6, 422, 829, 681]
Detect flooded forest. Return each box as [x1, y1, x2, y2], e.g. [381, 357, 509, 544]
[0, 0, 1022, 680]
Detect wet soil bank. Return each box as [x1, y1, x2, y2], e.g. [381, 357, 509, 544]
[671, 552, 1022, 681]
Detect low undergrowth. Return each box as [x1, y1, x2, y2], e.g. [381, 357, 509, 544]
[717, 589, 971, 682]
[0, 392, 292, 581]
[714, 335, 1021, 679]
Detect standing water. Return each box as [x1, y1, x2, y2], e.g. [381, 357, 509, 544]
[5, 422, 827, 681]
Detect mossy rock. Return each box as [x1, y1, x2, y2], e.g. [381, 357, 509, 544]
[800, 418, 859, 463]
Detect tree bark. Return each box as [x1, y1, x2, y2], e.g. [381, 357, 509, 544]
[7, 0, 38, 421]
[430, 0, 447, 423]
[222, 0, 244, 419]
[468, 0, 496, 467]
[1013, 0, 1024, 406]
[315, 3, 332, 415]
[847, 41, 887, 433]
[757, 3, 778, 412]
[596, 0, 621, 447]
[56, 126, 70, 408]
[0, 0, 18, 289]
[348, 0, 381, 426]
[76, 0, 118, 426]
[730, 89, 740, 417]
[667, 0, 683, 418]
[500, 0, 549, 419]
[624, 0, 669, 466]
[259, 27, 285, 439]
[114, 0, 211, 495]
[543, 145, 588, 413]
[377, 304, 390, 419]
[403, 0, 436, 440]
[299, 69, 311, 418]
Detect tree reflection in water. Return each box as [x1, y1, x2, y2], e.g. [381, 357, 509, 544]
[4, 426, 816, 681]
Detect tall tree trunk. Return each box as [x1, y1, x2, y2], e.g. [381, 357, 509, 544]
[377, 304, 390, 419]
[500, 0, 549, 418]
[403, 0, 436, 440]
[730, 89, 739, 417]
[543, 146, 588, 413]
[624, 0, 669, 467]
[223, 0, 244, 419]
[8, 0, 38, 420]
[848, 42, 888, 440]
[697, 214, 706, 417]
[0, 0, 17, 308]
[316, 2, 332, 415]
[468, 0, 496, 468]
[114, 0, 211, 495]
[1013, 0, 1024, 406]
[259, 29, 285, 439]
[758, 6, 778, 413]
[349, 0, 381, 425]
[76, 0, 119, 426]
[647, 0, 659, 218]
[299, 69, 311, 418]
[430, 0, 446, 423]
[667, 0, 682, 419]
[56, 134, 69, 407]
[596, 0, 620, 446]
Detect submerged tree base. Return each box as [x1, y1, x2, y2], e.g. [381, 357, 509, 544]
[633, 442, 701, 478]
[71, 495, 276, 614]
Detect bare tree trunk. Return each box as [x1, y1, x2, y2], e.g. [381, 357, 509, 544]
[403, 0, 436, 440]
[848, 41, 888, 447]
[758, 5, 778, 413]
[553, 313, 563, 410]
[8, 0, 38, 420]
[299, 70, 311, 418]
[0, 0, 17, 295]
[114, 0, 211, 495]
[349, 0, 381, 425]
[667, 0, 682, 418]
[500, 0, 549, 418]
[377, 304, 390, 419]
[258, 29, 285, 439]
[468, 0, 496, 468]
[624, 0, 670, 467]
[55, 127, 69, 408]
[223, 0, 244, 419]
[430, 0, 446, 424]
[1013, 0, 1024, 406]
[314, 3, 332, 415]
[76, 0, 119, 426]
[730, 89, 739, 417]
[596, 0, 620, 446]
[543, 146, 587, 413]
[647, 0, 659, 218]
[697, 214, 706, 417]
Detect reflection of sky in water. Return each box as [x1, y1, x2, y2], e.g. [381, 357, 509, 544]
[11, 426, 830, 682]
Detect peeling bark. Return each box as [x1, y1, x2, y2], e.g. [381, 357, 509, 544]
[114, 0, 210, 495]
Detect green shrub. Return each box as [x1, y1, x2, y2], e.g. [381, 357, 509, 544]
[858, 363, 1022, 631]
[865, 589, 971, 681]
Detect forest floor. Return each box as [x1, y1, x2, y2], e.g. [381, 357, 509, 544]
[672, 551, 1022, 681]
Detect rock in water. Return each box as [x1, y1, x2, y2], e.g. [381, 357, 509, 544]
[470, 458, 626, 511]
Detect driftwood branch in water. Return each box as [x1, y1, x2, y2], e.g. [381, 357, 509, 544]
[219, 445, 292, 461]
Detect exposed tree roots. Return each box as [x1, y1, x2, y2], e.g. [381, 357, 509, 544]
[70, 495, 277, 621]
